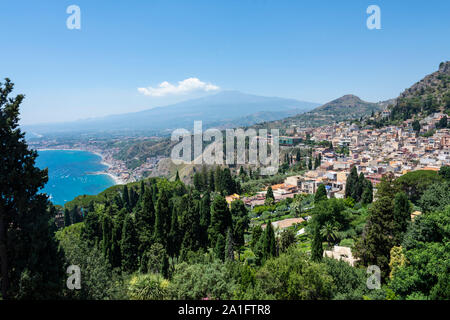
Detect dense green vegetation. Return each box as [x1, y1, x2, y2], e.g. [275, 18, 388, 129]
[50, 165, 449, 300]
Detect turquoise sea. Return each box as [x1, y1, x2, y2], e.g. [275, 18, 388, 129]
[36, 150, 116, 206]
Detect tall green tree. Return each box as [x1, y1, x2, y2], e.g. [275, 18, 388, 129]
[265, 186, 275, 205]
[208, 195, 232, 247]
[225, 228, 234, 261]
[361, 179, 373, 204]
[279, 228, 296, 253]
[200, 166, 209, 189]
[0, 78, 63, 299]
[193, 172, 202, 191]
[121, 214, 139, 272]
[353, 172, 365, 202]
[214, 234, 226, 261]
[392, 192, 412, 244]
[71, 205, 82, 224]
[262, 221, 276, 262]
[180, 194, 202, 253]
[208, 169, 215, 192]
[199, 192, 211, 248]
[110, 209, 125, 269]
[154, 189, 171, 246]
[122, 185, 130, 211]
[355, 196, 395, 281]
[231, 200, 249, 255]
[315, 184, 328, 203]
[135, 188, 155, 255]
[314, 156, 320, 169]
[64, 208, 72, 227]
[345, 166, 358, 199]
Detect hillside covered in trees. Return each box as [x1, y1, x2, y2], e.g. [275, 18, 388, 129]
[55, 164, 450, 300]
[2, 73, 450, 301]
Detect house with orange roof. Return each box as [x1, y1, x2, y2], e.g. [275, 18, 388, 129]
[225, 193, 240, 206]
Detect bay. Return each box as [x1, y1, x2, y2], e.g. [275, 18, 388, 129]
[35, 149, 116, 206]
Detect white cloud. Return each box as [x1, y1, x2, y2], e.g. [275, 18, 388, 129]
[138, 77, 219, 97]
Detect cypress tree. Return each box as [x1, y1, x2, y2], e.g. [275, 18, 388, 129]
[353, 172, 365, 202]
[82, 209, 102, 246]
[230, 200, 248, 253]
[129, 187, 139, 209]
[111, 210, 125, 269]
[100, 214, 113, 261]
[208, 169, 215, 191]
[201, 165, 208, 189]
[315, 184, 328, 203]
[361, 179, 373, 204]
[250, 225, 263, 252]
[193, 172, 202, 191]
[71, 205, 82, 224]
[262, 221, 276, 262]
[140, 181, 145, 199]
[168, 204, 182, 257]
[214, 166, 222, 193]
[225, 228, 234, 261]
[180, 194, 202, 253]
[239, 166, 246, 178]
[208, 195, 232, 247]
[355, 196, 395, 281]
[199, 192, 211, 248]
[233, 217, 248, 257]
[154, 189, 171, 246]
[345, 166, 358, 199]
[265, 186, 275, 205]
[121, 214, 139, 272]
[122, 185, 130, 210]
[314, 156, 320, 169]
[113, 194, 123, 209]
[64, 208, 72, 227]
[222, 168, 235, 195]
[0, 78, 63, 298]
[135, 188, 155, 254]
[214, 234, 226, 261]
[392, 192, 412, 244]
[175, 170, 180, 181]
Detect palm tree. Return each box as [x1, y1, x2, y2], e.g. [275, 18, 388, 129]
[320, 222, 339, 249]
[291, 194, 304, 217]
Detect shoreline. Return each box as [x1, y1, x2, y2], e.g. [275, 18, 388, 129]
[37, 148, 126, 185]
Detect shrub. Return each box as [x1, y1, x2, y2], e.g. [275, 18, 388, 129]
[127, 273, 170, 300]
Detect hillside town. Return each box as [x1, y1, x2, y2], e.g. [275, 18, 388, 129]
[242, 111, 449, 207]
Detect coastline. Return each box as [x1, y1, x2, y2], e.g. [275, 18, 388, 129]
[37, 148, 126, 185]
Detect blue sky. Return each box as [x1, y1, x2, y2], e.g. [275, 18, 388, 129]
[0, 0, 449, 125]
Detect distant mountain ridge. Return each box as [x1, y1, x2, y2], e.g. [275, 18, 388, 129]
[314, 94, 380, 117]
[24, 91, 319, 136]
[251, 94, 383, 130]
